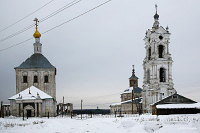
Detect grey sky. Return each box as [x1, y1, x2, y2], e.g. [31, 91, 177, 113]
[0, 0, 200, 109]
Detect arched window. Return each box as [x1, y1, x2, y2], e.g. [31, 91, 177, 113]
[159, 68, 166, 82]
[148, 47, 151, 60]
[147, 69, 150, 83]
[158, 45, 164, 58]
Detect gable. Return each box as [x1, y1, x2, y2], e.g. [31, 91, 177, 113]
[154, 93, 197, 105]
[8, 86, 53, 100]
[156, 26, 168, 34]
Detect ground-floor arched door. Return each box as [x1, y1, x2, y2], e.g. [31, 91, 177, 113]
[27, 109, 32, 117]
[24, 104, 35, 117]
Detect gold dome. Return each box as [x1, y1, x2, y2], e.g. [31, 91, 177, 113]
[33, 28, 41, 38]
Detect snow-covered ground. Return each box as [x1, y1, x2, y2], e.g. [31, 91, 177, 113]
[0, 114, 200, 133]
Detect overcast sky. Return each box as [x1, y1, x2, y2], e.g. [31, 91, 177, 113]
[0, 0, 200, 109]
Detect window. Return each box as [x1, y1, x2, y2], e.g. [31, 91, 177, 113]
[158, 45, 164, 58]
[44, 75, 48, 83]
[23, 76, 28, 83]
[34, 76, 38, 83]
[160, 68, 166, 82]
[148, 47, 151, 60]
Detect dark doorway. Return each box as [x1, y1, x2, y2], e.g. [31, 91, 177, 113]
[27, 110, 32, 117]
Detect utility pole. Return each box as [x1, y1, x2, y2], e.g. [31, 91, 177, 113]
[132, 89, 134, 114]
[81, 99, 83, 119]
[0, 101, 2, 118]
[1, 101, 4, 118]
[63, 96, 65, 115]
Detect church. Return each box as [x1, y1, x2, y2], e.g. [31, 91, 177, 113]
[110, 5, 199, 115]
[110, 66, 143, 114]
[8, 18, 57, 117]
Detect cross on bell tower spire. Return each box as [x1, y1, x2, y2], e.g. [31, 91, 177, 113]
[155, 4, 158, 13]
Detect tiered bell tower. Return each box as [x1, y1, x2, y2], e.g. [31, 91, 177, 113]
[142, 5, 176, 112]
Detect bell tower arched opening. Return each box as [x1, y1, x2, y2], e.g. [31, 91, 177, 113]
[158, 45, 164, 58]
[148, 47, 151, 60]
[159, 67, 166, 82]
[147, 69, 150, 83]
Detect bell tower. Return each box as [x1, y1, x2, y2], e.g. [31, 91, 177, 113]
[142, 5, 176, 112]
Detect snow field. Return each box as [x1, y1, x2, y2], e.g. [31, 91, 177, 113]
[0, 114, 200, 133]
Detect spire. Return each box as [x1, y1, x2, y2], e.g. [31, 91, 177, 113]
[129, 65, 139, 88]
[33, 18, 42, 54]
[129, 65, 138, 80]
[132, 65, 135, 76]
[154, 4, 159, 20]
[153, 4, 160, 29]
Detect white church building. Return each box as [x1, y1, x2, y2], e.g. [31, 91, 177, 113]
[8, 18, 57, 117]
[142, 6, 176, 113]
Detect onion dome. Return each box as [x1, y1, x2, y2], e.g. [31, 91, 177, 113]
[154, 13, 159, 20]
[33, 27, 41, 38]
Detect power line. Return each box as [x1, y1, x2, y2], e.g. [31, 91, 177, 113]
[0, 0, 82, 43]
[0, 0, 112, 53]
[40, 0, 82, 23]
[0, 37, 33, 52]
[0, 0, 55, 33]
[42, 0, 112, 35]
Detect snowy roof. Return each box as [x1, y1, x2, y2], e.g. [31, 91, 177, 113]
[156, 103, 200, 109]
[110, 97, 142, 106]
[8, 86, 53, 100]
[121, 87, 142, 94]
[151, 93, 196, 105]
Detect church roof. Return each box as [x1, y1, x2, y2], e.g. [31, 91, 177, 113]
[129, 75, 138, 80]
[152, 93, 197, 105]
[8, 86, 53, 100]
[122, 87, 142, 94]
[15, 53, 55, 69]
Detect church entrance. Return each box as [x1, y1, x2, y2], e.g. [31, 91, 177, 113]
[27, 110, 32, 117]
